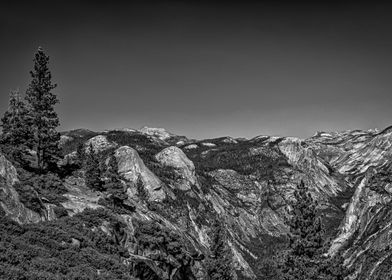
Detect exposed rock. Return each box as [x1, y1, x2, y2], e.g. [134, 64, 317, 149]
[62, 176, 102, 214]
[85, 135, 116, 153]
[59, 135, 73, 146]
[115, 146, 166, 202]
[221, 137, 238, 144]
[176, 140, 185, 146]
[139, 126, 173, 140]
[0, 153, 42, 224]
[201, 142, 216, 147]
[155, 146, 198, 191]
[277, 137, 343, 197]
[184, 144, 198, 150]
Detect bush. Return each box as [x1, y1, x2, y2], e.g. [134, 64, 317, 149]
[0, 210, 134, 280]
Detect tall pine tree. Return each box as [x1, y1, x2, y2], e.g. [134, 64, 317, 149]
[1, 90, 31, 148]
[206, 218, 234, 280]
[25, 47, 61, 172]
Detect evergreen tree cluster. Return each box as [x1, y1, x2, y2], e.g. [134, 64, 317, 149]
[278, 181, 348, 280]
[1, 47, 61, 172]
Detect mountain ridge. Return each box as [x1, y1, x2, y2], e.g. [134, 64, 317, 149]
[1, 125, 392, 279]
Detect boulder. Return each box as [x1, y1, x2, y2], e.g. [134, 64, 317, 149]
[155, 146, 198, 191]
[115, 146, 166, 201]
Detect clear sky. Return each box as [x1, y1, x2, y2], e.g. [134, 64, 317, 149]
[1, 1, 391, 139]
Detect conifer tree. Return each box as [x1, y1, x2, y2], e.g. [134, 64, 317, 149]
[280, 181, 348, 280]
[207, 218, 234, 280]
[136, 176, 149, 201]
[1, 90, 31, 148]
[25, 47, 61, 172]
[104, 154, 127, 206]
[85, 143, 102, 191]
[76, 142, 86, 168]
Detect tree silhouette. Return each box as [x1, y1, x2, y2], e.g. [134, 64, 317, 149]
[25, 47, 61, 172]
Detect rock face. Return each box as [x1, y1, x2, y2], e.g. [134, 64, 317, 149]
[115, 146, 166, 202]
[319, 128, 392, 279]
[155, 146, 198, 191]
[85, 135, 116, 153]
[0, 153, 42, 224]
[62, 176, 102, 215]
[139, 126, 172, 140]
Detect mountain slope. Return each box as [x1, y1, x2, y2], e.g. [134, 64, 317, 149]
[1, 126, 392, 279]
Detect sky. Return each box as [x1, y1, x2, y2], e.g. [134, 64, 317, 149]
[1, 1, 392, 139]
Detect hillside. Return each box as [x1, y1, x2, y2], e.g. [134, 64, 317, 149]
[1, 126, 392, 279]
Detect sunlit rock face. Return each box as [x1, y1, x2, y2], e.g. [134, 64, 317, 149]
[155, 146, 198, 191]
[306, 127, 392, 279]
[61, 176, 103, 215]
[0, 153, 42, 224]
[277, 137, 344, 198]
[85, 134, 117, 153]
[139, 126, 172, 140]
[115, 146, 166, 202]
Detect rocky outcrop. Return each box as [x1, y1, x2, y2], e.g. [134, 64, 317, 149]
[277, 137, 344, 198]
[184, 144, 198, 150]
[155, 146, 198, 191]
[139, 126, 173, 140]
[201, 142, 216, 147]
[85, 135, 117, 153]
[115, 146, 166, 202]
[0, 153, 42, 224]
[62, 176, 103, 215]
[59, 135, 73, 146]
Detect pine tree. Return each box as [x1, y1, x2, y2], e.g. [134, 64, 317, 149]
[25, 47, 61, 172]
[279, 181, 348, 280]
[1, 90, 31, 148]
[76, 142, 86, 168]
[104, 154, 127, 207]
[136, 176, 149, 201]
[206, 218, 234, 280]
[85, 143, 102, 191]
